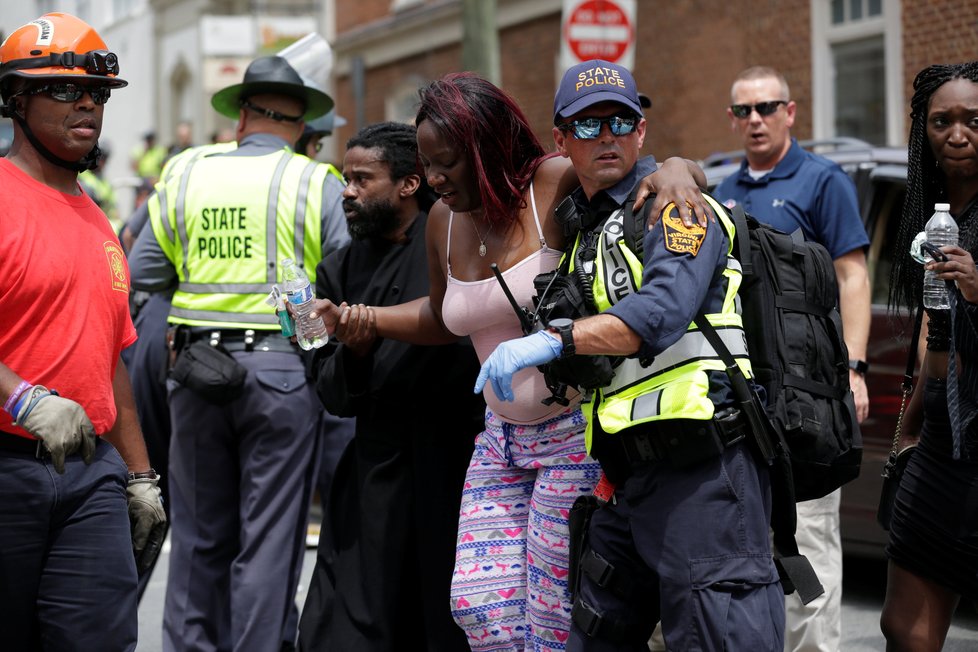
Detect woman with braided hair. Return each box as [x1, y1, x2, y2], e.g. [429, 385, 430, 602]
[882, 61, 978, 651]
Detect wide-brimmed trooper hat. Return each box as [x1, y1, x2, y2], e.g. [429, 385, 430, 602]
[211, 55, 332, 121]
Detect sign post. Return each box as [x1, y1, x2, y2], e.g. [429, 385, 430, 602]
[560, 0, 636, 71]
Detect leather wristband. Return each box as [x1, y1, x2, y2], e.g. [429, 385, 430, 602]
[848, 359, 869, 375]
[128, 469, 159, 482]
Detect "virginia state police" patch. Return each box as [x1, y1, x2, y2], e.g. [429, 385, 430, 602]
[661, 203, 706, 256]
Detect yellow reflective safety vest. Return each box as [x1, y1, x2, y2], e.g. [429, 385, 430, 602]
[570, 193, 754, 452]
[148, 145, 341, 330]
[78, 170, 120, 233]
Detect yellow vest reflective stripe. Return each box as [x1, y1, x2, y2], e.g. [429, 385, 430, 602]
[150, 143, 238, 249]
[577, 193, 753, 448]
[153, 148, 327, 329]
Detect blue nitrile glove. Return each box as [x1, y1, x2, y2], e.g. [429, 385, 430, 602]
[474, 331, 563, 402]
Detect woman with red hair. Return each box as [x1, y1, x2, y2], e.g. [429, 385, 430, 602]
[313, 72, 707, 651]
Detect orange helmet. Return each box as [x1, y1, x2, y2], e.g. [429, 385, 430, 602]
[0, 12, 127, 97]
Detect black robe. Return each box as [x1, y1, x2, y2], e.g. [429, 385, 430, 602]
[298, 212, 484, 652]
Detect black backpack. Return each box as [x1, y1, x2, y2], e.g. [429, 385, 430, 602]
[690, 204, 863, 499]
[621, 196, 863, 604]
[687, 202, 862, 604]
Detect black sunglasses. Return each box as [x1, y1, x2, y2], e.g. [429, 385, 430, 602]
[558, 113, 639, 140]
[730, 101, 786, 119]
[24, 83, 111, 105]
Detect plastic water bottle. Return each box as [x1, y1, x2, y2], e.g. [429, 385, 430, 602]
[923, 203, 958, 310]
[281, 258, 328, 349]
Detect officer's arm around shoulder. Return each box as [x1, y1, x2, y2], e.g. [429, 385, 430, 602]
[605, 209, 726, 360]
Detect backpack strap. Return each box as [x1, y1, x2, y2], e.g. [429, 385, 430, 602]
[729, 204, 752, 275]
[694, 311, 825, 605]
[622, 187, 654, 261]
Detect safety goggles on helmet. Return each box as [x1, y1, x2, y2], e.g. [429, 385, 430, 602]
[557, 113, 639, 140]
[1, 50, 120, 79]
[21, 82, 111, 105]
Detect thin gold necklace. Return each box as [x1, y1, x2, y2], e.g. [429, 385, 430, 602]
[470, 217, 492, 257]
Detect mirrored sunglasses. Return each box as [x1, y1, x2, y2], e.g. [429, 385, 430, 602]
[25, 83, 111, 105]
[558, 113, 639, 140]
[730, 101, 786, 119]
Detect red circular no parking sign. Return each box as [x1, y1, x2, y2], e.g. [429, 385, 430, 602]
[565, 0, 634, 64]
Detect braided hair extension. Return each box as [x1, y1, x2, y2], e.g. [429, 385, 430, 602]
[889, 61, 978, 317]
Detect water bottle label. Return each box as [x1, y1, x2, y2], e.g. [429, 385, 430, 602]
[287, 285, 313, 305]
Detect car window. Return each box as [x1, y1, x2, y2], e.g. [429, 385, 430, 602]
[863, 173, 907, 306]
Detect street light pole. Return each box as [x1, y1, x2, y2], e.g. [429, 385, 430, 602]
[461, 0, 500, 85]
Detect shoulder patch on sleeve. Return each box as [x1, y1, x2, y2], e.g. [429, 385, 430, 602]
[661, 203, 706, 256]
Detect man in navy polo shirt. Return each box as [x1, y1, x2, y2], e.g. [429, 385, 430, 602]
[714, 65, 870, 652]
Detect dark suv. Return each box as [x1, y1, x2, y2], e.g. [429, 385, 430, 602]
[703, 138, 909, 558]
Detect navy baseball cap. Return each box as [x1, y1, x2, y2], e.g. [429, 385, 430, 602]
[553, 59, 643, 124]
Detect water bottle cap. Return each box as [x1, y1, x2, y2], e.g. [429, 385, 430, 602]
[935, 203, 950, 211]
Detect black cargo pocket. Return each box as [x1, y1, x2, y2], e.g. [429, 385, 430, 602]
[255, 370, 306, 395]
[686, 554, 781, 650]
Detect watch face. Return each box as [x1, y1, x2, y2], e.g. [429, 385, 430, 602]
[550, 318, 574, 329]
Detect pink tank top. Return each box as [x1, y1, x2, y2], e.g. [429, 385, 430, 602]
[442, 183, 580, 424]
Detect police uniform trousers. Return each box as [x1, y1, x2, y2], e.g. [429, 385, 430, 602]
[569, 439, 784, 652]
[121, 292, 174, 601]
[0, 437, 138, 652]
[162, 348, 321, 652]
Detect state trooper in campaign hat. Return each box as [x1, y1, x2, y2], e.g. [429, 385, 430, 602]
[128, 49, 348, 652]
[211, 55, 333, 121]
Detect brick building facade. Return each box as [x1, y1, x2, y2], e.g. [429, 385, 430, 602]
[329, 0, 978, 163]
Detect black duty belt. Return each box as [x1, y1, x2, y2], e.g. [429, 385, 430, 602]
[0, 430, 47, 458]
[618, 409, 748, 470]
[186, 329, 299, 354]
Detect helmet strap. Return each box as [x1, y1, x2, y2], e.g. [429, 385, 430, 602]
[10, 109, 98, 172]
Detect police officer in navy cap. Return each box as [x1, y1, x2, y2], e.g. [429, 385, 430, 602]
[477, 59, 785, 650]
[129, 54, 349, 651]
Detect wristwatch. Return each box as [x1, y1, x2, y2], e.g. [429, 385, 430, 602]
[128, 469, 159, 482]
[848, 359, 869, 375]
[547, 318, 576, 358]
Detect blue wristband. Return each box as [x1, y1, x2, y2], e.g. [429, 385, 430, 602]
[12, 387, 35, 419]
[13, 387, 55, 426]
